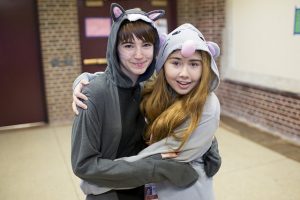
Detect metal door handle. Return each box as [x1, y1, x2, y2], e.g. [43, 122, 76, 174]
[83, 58, 107, 65]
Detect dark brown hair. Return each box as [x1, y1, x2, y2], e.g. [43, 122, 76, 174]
[117, 20, 157, 44]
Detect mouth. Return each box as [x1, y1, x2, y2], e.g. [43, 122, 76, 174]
[133, 61, 147, 68]
[176, 80, 192, 89]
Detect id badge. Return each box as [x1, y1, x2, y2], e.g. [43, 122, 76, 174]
[144, 183, 158, 200]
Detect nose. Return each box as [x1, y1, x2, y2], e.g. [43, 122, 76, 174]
[179, 65, 189, 77]
[134, 47, 143, 59]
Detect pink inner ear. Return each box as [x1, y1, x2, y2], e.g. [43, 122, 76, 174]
[207, 42, 220, 58]
[113, 7, 123, 18]
[148, 13, 160, 20]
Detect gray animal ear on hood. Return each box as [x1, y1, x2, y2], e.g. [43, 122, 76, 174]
[159, 33, 167, 48]
[110, 3, 126, 22]
[147, 10, 165, 21]
[207, 41, 220, 58]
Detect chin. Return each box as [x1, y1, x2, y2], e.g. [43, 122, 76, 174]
[175, 88, 192, 95]
[135, 68, 148, 75]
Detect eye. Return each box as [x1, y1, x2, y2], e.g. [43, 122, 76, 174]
[172, 61, 179, 65]
[171, 60, 180, 67]
[123, 43, 133, 48]
[143, 42, 153, 48]
[190, 62, 201, 68]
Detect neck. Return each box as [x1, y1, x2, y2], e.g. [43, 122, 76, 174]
[120, 67, 138, 86]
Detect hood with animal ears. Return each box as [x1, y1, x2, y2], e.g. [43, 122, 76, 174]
[106, 3, 165, 87]
[156, 23, 220, 92]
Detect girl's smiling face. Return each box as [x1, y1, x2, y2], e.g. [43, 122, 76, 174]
[164, 50, 202, 95]
[117, 35, 154, 84]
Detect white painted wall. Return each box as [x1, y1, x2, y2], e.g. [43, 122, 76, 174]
[221, 0, 300, 93]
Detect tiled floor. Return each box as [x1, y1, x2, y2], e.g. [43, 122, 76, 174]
[0, 120, 299, 200]
[220, 116, 300, 163]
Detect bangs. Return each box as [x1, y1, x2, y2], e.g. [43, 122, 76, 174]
[118, 20, 157, 44]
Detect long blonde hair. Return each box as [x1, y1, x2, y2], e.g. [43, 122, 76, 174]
[140, 51, 213, 150]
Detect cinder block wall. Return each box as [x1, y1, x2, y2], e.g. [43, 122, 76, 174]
[37, 0, 81, 124]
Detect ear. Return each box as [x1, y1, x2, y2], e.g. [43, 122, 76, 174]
[110, 3, 125, 21]
[159, 33, 168, 48]
[147, 10, 165, 21]
[207, 41, 220, 58]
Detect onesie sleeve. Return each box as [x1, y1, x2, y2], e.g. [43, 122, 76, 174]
[72, 72, 102, 90]
[71, 87, 199, 189]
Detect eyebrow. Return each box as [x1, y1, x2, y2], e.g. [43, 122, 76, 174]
[168, 56, 202, 61]
[168, 56, 181, 60]
[189, 59, 202, 62]
[120, 41, 134, 44]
